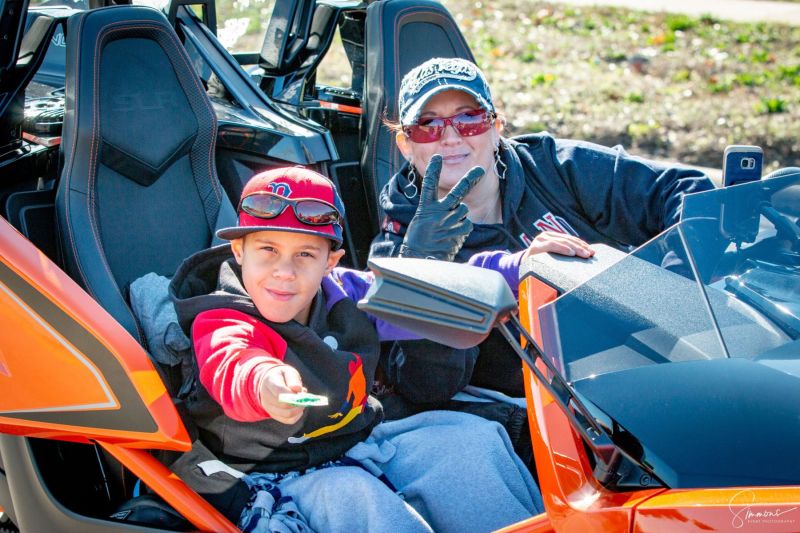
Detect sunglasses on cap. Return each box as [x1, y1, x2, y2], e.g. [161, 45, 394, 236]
[238, 191, 342, 226]
[403, 109, 495, 144]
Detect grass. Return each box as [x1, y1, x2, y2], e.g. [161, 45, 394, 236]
[439, 0, 800, 171]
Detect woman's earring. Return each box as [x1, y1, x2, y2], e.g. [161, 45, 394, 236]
[405, 163, 419, 199]
[494, 147, 508, 180]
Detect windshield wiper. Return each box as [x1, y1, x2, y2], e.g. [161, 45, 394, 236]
[497, 314, 666, 490]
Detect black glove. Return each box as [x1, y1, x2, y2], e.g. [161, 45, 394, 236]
[399, 155, 484, 261]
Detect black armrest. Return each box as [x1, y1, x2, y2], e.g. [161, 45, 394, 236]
[520, 244, 626, 294]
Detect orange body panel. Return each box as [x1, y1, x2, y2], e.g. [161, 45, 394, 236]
[0, 217, 190, 450]
[0, 283, 117, 411]
[518, 275, 800, 533]
[519, 275, 665, 533]
[634, 487, 800, 533]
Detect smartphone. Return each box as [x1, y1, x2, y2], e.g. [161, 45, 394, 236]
[721, 145, 763, 242]
[722, 145, 763, 187]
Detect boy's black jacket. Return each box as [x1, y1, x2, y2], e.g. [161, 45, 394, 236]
[167, 245, 479, 520]
[169, 245, 382, 474]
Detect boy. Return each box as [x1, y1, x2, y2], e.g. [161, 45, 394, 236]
[168, 167, 542, 532]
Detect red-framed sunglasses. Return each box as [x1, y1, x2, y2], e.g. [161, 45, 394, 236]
[403, 109, 495, 143]
[238, 192, 342, 226]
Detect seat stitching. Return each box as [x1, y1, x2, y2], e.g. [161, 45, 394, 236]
[155, 26, 222, 213]
[368, 2, 385, 195]
[156, 25, 223, 228]
[101, 135, 196, 185]
[65, 13, 235, 341]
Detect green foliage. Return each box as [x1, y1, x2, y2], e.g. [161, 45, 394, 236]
[411, 0, 800, 168]
[526, 121, 548, 133]
[776, 65, 800, 86]
[735, 72, 765, 87]
[627, 121, 660, 141]
[672, 69, 691, 82]
[625, 92, 645, 103]
[708, 77, 734, 94]
[247, 16, 262, 34]
[699, 14, 719, 26]
[606, 50, 627, 62]
[530, 73, 556, 86]
[521, 44, 539, 63]
[751, 49, 772, 64]
[666, 14, 697, 32]
[647, 29, 676, 51]
[623, 12, 643, 25]
[478, 33, 501, 52]
[755, 97, 788, 114]
[215, 0, 274, 51]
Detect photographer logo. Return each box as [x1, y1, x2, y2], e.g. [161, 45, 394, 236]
[729, 490, 797, 529]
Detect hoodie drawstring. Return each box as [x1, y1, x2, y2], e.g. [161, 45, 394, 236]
[496, 142, 534, 250]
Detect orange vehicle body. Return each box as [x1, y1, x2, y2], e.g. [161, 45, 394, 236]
[2, 212, 799, 532]
[499, 275, 800, 533]
[0, 217, 238, 532]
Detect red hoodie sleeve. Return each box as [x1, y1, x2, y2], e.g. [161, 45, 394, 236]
[191, 308, 289, 422]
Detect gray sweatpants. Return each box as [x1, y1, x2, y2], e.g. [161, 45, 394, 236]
[248, 410, 543, 533]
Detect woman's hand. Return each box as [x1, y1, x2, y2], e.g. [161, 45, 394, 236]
[259, 364, 306, 425]
[399, 154, 484, 261]
[523, 231, 595, 259]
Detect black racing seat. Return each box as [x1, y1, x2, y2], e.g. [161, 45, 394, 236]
[360, 0, 474, 227]
[56, 5, 235, 344]
[52, 6, 235, 525]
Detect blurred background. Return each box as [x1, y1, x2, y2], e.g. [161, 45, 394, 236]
[213, 0, 800, 173]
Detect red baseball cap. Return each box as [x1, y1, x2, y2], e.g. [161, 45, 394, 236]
[216, 167, 345, 248]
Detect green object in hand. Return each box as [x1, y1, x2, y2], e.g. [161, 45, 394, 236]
[278, 392, 329, 407]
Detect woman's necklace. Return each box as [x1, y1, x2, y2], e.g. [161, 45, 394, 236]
[468, 196, 502, 224]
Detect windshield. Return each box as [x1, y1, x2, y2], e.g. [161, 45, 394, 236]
[537, 171, 800, 488]
[540, 172, 800, 380]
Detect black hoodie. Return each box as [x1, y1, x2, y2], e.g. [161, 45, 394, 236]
[374, 133, 714, 258]
[371, 133, 714, 395]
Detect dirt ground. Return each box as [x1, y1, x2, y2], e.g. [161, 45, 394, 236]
[439, 0, 800, 172]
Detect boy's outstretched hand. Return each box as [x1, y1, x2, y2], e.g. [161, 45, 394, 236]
[260, 364, 306, 424]
[524, 231, 595, 259]
[399, 154, 484, 261]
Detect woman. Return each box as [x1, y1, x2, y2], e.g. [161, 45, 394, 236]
[370, 57, 714, 399]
